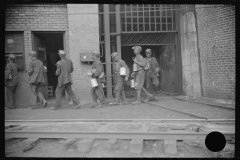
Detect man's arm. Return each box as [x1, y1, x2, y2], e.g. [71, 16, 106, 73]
[5, 64, 11, 80]
[27, 62, 34, 76]
[70, 60, 74, 73]
[55, 61, 61, 76]
[134, 57, 146, 67]
[92, 62, 102, 78]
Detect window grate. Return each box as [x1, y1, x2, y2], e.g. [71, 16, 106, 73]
[121, 4, 176, 33]
[121, 33, 175, 45]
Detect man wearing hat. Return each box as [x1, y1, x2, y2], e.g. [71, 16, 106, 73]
[27, 51, 47, 109]
[131, 46, 155, 104]
[5, 54, 19, 109]
[145, 48, 160, 101]
[88, 51, 106, 108]
[110, 52, 129, 105]
[52, 50, 81, 110]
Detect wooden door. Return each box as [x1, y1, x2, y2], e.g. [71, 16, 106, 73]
[33, 34, 48, 99]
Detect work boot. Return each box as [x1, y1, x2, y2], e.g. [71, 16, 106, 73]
[144, 95, 152, 102]
[95, 102, 106, 108]
[110, 102, 120, 106]
[69, 100, 73, 105]
[120, 101, 128, 105]
[51, 106, 60, 110]
[28, 106, 37, 110]
[89, 102, 98, 108]
[73, 103, 81, 109]
[132, 90, 142, 105]
[153, 95, 158, 101]
[43, 100, 47, 107]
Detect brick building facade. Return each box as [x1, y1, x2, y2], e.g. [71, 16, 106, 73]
[195, 5, 235, 100]
[5, 4, 235, 108]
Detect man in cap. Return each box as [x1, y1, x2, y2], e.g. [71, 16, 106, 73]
[144, 48, 159, 101]
[27, 51, 47, 109]
[131, 46, 155, 105]
[52, 50, 81, 110]
[109, 52, 129, 105]
[88, 51, 106, 108]
[5, 54, 19, 109]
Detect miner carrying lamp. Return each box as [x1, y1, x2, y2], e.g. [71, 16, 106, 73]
[110, 52, 129, 106]
[145, 48, 160, 100]
[131, 46, 157, 105]
[88, 51, 106, 108]
[5, 54, 19, 109]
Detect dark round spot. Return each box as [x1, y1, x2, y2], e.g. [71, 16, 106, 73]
[205, 131, 226, 152]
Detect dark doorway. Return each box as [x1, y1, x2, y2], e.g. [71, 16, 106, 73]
[121, 45, 178, 95]
[32, 32, 64, 99]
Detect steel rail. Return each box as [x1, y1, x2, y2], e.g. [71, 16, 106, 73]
[5, 119, 235, 126]
[5, 130, 234, 141]
[146, 102, 210, 119]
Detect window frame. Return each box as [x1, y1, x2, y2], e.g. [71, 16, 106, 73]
[5, 32, 25, 72]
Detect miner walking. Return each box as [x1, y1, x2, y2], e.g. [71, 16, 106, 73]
[131, 46, 157, 104]
[27, 51, 47, 109]
[5, 54, 19, 109]
[88, 51, 106, 108]
[52, 50, 81, 110]
[110, 52, 129, 105]
[145, 48, 160, 100]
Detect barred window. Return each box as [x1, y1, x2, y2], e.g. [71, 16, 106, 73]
[120, 4, 176, 32]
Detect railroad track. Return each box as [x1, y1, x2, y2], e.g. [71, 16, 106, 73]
[145, 99, 235, 120]
[5, 119, 235, 157]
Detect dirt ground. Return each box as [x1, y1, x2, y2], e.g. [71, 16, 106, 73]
[5, 93, 235, 158]
[6, 138, 215, 158]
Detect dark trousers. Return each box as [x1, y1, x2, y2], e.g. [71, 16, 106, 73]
[30, 83, 46, 107]
[6, 85, 17, 108]
[114, 75, 126, 103]
[145, 71, 157, 95]
[55, 83, 79, 107]
[91, 81, 105, 104]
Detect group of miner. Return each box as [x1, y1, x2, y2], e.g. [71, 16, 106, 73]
[5, 46, 160, 110]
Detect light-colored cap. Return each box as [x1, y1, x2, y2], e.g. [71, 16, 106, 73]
[29, 51, 37, 57]
[111, 52, 118, 58]
[145, 48, 152, 53]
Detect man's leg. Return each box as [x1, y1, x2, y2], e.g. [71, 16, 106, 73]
[35, 83, 47, 107]
[89, 88, 98, 108]
[65, 84, 81, 109]
[120, 87, 128, 105]
[95, 83, 106, 107]
[110, 76, 123, 105]
[132, 70, 145, 105]
[53, 84, 65, 109]
[145, 72, 153, 94]
[29, 84, 38, 109]
[6, 86, 14, 109]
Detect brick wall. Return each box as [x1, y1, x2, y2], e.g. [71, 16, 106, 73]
[67, 4, 100, 102]
[195, 5, 235, 100]
[5, 4, 68, 106]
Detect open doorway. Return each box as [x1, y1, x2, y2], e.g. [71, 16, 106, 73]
[121, 45, 178, 95]
[32, 32, 64, 101]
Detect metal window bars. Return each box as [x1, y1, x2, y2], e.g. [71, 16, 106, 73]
[120, 4, 176, 33]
